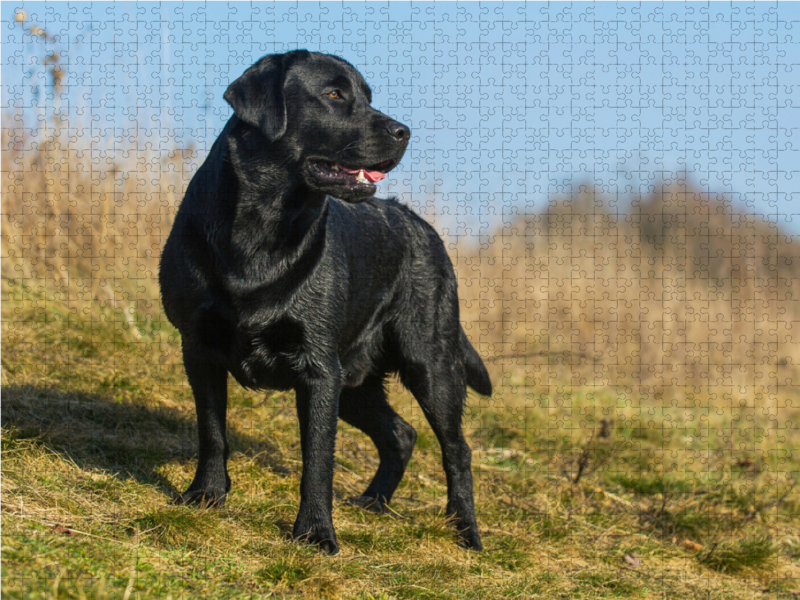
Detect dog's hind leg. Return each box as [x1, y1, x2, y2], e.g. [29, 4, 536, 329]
[339, 376, 417, 514]
[400, 358, 483, 551]
[177, 347, 231, 508]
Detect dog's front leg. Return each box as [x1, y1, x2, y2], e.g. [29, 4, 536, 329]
[179, 347, 230, 507]
[292, 371, 342, 554]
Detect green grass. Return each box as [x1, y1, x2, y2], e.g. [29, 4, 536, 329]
[699, 535, 779, 574]
[2, 282, 799, 599]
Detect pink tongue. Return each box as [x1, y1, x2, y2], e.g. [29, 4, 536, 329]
[339, 165, 386, 183]
[363, 170, 386, 182]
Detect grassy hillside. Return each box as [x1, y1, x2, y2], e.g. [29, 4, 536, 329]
[3, 122, 800, 597]
[3, 280, 799, 599]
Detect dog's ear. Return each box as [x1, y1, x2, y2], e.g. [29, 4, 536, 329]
[224, 54, 287, 142]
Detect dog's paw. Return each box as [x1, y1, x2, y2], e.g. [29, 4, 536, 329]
[175, 487, 227, 508]
[344, 495, 387, 514]
[292, 517, 339, 555]
[457, 527, 483, 551]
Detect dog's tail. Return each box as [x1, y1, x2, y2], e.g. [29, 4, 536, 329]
[460, 328, 492, 396]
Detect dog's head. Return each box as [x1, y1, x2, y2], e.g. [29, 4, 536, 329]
[224, 50, 410, 202]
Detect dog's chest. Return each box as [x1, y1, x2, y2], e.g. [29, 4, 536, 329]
[215, 299, 384, 391]
[226, 313, 313, 390]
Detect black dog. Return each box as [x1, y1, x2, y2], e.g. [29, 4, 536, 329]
[159, 50, 492, 554]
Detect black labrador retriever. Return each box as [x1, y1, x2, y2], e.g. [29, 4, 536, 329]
[159, 50, 492, 554]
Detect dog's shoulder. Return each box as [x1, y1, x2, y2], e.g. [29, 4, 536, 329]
[330, 195, 408, 223]
[361, 196, 452, 265]
[328, 195, 451, 271]
[365, 196, 430, 227]
[379, 196, 446, 240]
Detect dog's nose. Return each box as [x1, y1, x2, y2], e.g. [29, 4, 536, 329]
[388, 122, 410, 143]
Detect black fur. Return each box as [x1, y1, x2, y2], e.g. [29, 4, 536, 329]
[159, 50, 492, 554]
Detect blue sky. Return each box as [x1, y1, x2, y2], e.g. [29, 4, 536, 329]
[3, 1, 799, 237]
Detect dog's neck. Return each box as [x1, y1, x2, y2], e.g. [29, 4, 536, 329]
[195, 118, 329, 267]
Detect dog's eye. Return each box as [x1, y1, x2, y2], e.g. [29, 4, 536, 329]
[328, 90, 342, 99]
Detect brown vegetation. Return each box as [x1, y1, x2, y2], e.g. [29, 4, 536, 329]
[6, 125, 800, 406]
[455, 183, 800, 405]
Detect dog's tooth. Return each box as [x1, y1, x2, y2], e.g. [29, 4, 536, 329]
[357, 169, 368, 182]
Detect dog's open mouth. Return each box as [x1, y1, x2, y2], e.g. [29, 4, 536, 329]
[308, 159, 396, 187]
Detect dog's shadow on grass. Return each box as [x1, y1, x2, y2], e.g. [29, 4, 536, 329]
[1, 383, 286, 501]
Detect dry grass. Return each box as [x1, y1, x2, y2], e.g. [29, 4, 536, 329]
[455, 186, 800, 403]
[6, 119, 800, 403]
[3, 104, 800, 597]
